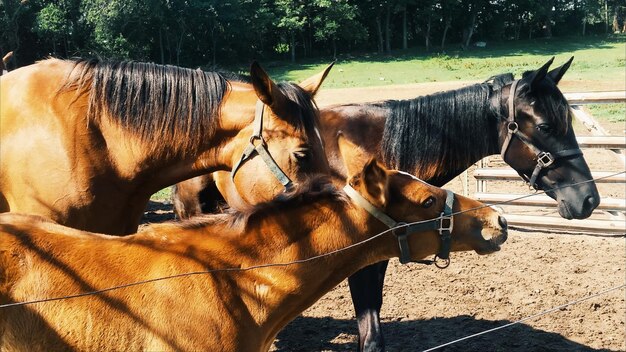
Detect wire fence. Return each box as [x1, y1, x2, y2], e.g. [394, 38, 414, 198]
[421, 284, 626, 351]
[0, 171, 624, 348]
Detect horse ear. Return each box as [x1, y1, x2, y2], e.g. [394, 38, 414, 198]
[526, 57, 554, 89]
[250, 61, 292, 119]
[299, 62, 335, 97]
[2, 51, 13, 65]
[338, 132, 371, 179]
[360, 158, 389, 207]
[548, 56, 573, 85]
[250, 61, 286, 107]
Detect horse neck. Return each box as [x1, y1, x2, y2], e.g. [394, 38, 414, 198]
[380, 87, 503, 186]
[96, 87, 258, 195]
[220, 198, 396, 346]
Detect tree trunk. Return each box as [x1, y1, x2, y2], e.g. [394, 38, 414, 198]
[425, 16, 431, 52]
[376, 15, 383, 53]
[290, 32, 295, 62]
[332, 38, 337, 59]
[441, 17, 451, 49]
[402, 6, 408, 50]
[176, 25, 185, 66]
[582, 11, 587, 36]
[212, 37, 217, 66]
[463, 12, 477, 49]
[604, 0, 609, 33]
[543, 1, 553, 38]
[384, 3, 391, 54]
[159, 29, 165, 64]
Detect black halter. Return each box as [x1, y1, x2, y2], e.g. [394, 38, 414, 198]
[500, 80, 583, 190]
[343, 184, 454, 269]
[231, 100, 294, 190]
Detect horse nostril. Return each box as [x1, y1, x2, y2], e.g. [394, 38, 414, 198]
[584, 196, 598, 211]
[498, 215, 508, 230]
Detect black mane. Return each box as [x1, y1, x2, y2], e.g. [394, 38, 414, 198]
[62, 59, 228, 157]
[61, 59, 321, 157]
[380, 74, 514, 179]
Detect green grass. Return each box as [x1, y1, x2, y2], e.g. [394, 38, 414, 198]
[586, 103, 626, 123]
[151, 187, 172, 202]
[251, 34, 625, 90]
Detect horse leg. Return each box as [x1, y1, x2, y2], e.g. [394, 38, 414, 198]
[348, 260, 389, 352]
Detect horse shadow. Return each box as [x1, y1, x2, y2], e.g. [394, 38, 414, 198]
[141, 200, 175, 223]
[273, 315, 618, 351]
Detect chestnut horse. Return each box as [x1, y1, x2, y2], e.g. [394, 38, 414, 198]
[172, 57, 600, 351]
[0, 139, 507, 351]
[0, 58, 332, 235]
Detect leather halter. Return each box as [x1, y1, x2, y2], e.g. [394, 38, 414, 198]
[500, 80, 582, 190]
[231, 100, 294, 190]
[343, 184, 454, 269]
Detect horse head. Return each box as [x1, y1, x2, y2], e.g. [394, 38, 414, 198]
[498, 57, 600, 219]
[340, 136, 507, 262]
[225, 62, 333, 205]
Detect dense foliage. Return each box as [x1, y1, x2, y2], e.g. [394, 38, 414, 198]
[1, 0, 625, 68]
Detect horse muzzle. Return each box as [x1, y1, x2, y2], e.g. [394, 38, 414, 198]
[474, 214, 508, 255]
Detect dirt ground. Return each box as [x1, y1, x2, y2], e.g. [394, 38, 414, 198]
[144, 82, 626, 351]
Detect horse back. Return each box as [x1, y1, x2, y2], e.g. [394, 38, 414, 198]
[0, 213, 259, 350]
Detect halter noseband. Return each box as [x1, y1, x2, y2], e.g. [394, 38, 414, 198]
[343, 184, 454, 269]
[500, 80, 582, 190]
[231, 100, 294, 190]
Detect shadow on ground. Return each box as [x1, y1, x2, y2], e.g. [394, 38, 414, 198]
[273, 315, 617, 352]
[142, 200, 175, 224]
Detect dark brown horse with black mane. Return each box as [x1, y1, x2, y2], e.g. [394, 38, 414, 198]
[172, 57, 599, 351]
[0, 58, 332, 235]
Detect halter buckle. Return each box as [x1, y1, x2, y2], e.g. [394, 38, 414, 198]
[507, 121, 519, 134]
[536, 151, 555, 168]
[438, 213, 453, 235]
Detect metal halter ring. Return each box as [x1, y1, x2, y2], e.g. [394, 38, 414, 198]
[507, 121, 519, 133]
[536, 151, 555, 168]
[434, 255, 451, 269]
[249, 135, 266, 146]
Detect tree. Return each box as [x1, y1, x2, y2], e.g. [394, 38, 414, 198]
[275, 0, 307, 62]
[312, 0, 365, 58]
[414, 0, 436, 51]
[0, 0, 30, 65]
[34, 2, 72, 55]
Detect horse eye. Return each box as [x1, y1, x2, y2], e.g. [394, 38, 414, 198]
[422, 196, 435, 208]
[292, 148, 310, 162]
[536, 124, 553, 134]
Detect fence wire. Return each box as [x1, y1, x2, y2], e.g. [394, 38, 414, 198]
[421, 284, 626, 351]
[0, 171, 624, 315]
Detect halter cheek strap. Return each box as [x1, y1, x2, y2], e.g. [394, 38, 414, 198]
[231, 100, 294, 190]
[500, 80, 582, 190]
[343, 184, 454, 269]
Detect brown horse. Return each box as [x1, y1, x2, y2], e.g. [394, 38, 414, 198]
[172, 57, 600, 351]
[0, 58, 332, 235]
[0, 139, 507, 351]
